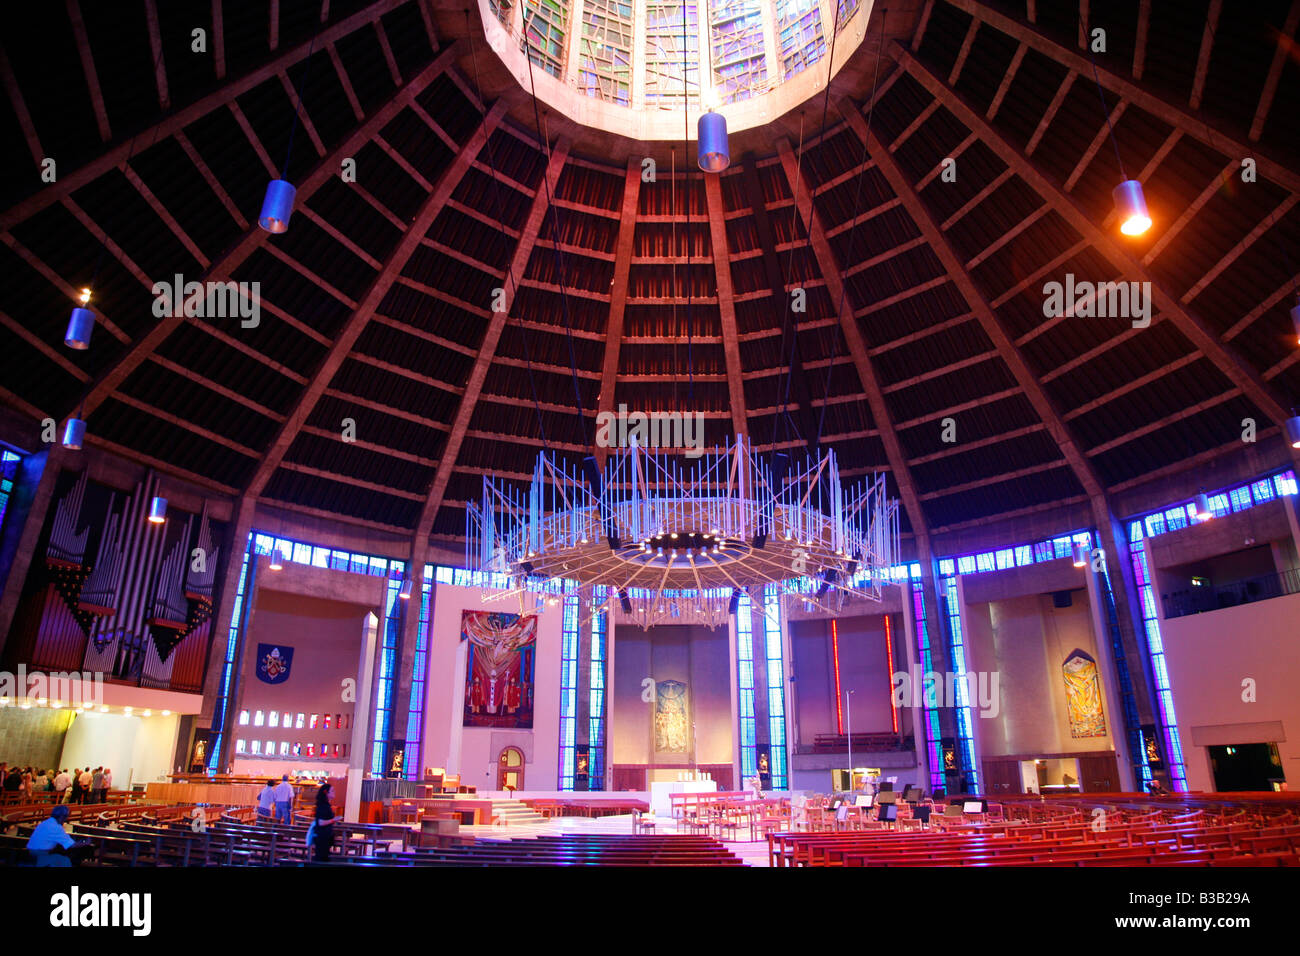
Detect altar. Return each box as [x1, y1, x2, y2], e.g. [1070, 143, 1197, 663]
[649, 778, 718, 814]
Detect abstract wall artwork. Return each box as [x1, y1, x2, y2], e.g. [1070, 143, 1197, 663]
[462, 611, 537, 728]
[654, 679, 688, 753]
[1063, 649, 1107, 739]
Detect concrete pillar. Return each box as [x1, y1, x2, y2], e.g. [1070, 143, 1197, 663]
[345, 611, 380, 822]
[576, 595, 593, 789]
[1081, 555, 1138, 792]
[631, 0, 647, 108]
[388, 536, 426, 775]
[566, 0, 586, 87]
[0, 445, 67, 653]
[759, 0, 780, 86]
[898, 583, 931, 792]
[200, 496, 256, 771]
[604, 611, 617, 791]
[952, 574, 986, 792]
[727, 605, 740, 790]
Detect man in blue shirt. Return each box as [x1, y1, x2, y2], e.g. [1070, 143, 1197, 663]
[272, 775, 294, 824]
[26, 805, 75, 866]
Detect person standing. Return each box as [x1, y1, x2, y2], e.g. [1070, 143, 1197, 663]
[100, 767, 112, 802]
[90, 768, 104, 804]
[68, 768, 83, 804]
[256, 779, 277, 820]
[77, 767, 92, 804]
[53, 768, 71, 801]
[311, 783, 336, 862]
[272, 774, 294, 824]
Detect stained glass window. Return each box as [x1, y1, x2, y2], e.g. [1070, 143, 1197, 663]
[709, 0, 768, 103]
[578, 0, 633, 105]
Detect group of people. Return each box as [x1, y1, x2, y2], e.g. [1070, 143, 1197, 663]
[24, 777, 338, 865]
[256, 774, 335, 860]
[1, 763, 112, 803]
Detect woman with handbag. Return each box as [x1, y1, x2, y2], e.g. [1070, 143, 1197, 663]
[312, 783, 336, 862]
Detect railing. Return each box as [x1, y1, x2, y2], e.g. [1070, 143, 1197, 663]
[1162, 568, 1300, 620]
[797, 733, 914, 755]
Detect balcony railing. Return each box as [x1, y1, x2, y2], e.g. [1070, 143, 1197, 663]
[1162, 568, 1300, 620]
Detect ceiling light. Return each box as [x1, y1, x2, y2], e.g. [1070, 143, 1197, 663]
[698, 110, 729, 173]
[1113, 180, 1151, 236]
[1072, 542, 1088, 568]
[269, 549, 285, 571]
[62, 418, 85, 450]
[1285, 415, 1300, 449]
[147, 496, 167, 524]
[65, 297, 94, 350]
[1193, 492, 1213, 522]
[259, 179, 296, 233]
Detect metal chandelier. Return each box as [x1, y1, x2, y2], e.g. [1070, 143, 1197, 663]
[466, 436, 900, 629]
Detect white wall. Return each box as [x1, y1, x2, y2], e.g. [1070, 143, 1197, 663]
[1161, 592, 1300, 792]
[59, 711, 179, 789]
[421, 583, 563, 789]
[964, 590, 1113, 757]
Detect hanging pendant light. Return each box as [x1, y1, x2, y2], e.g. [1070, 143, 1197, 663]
[1113, 180, 1152, 236]
[697, 110, 729, 173]
[147, 496, 167, 524]
[1284, 414, 1300, 449]
[399, 575, 413, 600]
[1193, 491, 1213, 522]
[1290, 299, 1300, 346]
[258, 33, 317, 234]
[1089, 57, 1151, 237]
[65, 288, 94, 350]
[62, 418, 86, 450]
[1072, 542, 1089, 568]
[269, 549, 286, 571]
[258, 179, 297, 233]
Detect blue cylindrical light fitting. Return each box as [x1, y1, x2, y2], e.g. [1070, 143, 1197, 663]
[1113, 179, 1151, 236]
[258, 179, 297, 233]
[697, 111, 730, 173]
[64, 307, 95, 350]
[62, 418, 86, 450]
[148, 496, 167, 524]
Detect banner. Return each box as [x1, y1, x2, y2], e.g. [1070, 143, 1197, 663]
[462, 611, 537, 728]
[255, 644, 294, 684]
[1063, 649, 1107, 738]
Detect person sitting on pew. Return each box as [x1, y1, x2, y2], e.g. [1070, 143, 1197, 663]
[256, 779, 277, 820]
[1147, 779, 1170, 797]
[311, 783, 337, 862]
[25, 805, 83, 867]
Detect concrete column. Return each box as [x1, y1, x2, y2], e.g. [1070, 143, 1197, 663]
[387, 537, 426, 774]
[566, 0, 586, 87]
[898, 583, 931, 792]
[1282, 484, 1300, 567]
[727, 606, 740, 790]
[201, 496, 256, 771]
[760, 0, 780, 86]
[604, 611, 616, 791]
[1093, 503, 1158, 728]
[345, 611, 380, 822]
[952, 574, 987, 792]
[576, 595, 593, 788]
[631, 0, 647, 108]
[0, 445, 67, 652]
[1081, 557, 1137, 792]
